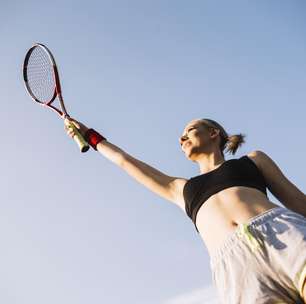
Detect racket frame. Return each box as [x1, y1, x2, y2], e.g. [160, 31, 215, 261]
[23, 43, 89, 152]
[23, 43, 70, 118]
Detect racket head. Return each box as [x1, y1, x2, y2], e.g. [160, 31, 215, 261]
[23, 43, 89, 153]
[23, 43, 60, 106]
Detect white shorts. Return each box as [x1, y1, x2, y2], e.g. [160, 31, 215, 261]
[210, 207, 306, 304]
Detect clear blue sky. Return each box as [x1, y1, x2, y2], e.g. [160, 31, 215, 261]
[1, 1, 305, 303]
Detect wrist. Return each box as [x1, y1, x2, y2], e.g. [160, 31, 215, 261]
[84, 129, 107, 150]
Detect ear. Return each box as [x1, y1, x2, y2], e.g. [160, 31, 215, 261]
[209, 128, 220, 139]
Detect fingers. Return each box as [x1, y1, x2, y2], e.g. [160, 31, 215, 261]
[64, 124, 75, 139]
[64, 118, 89, 138]
[64, 118, 79, 129]
[66, 126, 76, 138]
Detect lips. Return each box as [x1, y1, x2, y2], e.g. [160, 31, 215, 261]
[182, 141, 192, 150]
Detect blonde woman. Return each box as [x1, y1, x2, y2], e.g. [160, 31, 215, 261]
[65, 118, 306, 304]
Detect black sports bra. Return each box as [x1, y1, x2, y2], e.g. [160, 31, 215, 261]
[183, 155, 268, 232]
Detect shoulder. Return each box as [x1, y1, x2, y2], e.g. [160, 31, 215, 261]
[245, 150, 274, 168]
[245, 150, 283, 181]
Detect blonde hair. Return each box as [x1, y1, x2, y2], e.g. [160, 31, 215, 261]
[201, 119, 246, 156]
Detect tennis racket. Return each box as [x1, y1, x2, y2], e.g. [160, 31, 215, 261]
[23, 43, 89, 152]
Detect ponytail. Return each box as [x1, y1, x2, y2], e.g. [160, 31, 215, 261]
[201, 118, 246, 156]
[224, 134, 246, 155]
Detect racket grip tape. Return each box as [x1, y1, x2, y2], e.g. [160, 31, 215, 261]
[64, 120, 90, 153]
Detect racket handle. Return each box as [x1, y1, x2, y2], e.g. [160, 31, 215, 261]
[64, 119, 90, 153]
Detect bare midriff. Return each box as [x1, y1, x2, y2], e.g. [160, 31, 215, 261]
[195, 186, 279, 255]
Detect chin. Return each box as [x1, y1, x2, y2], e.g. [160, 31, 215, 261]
[184, 146, 197, 158]
[185, 152, 197, 162]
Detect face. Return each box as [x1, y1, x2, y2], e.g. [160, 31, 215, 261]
[180, 119, 220, 160]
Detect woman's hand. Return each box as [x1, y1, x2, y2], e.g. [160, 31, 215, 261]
[64, 118, 89, 138]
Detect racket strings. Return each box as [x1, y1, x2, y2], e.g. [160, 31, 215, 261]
[26, 47, 56, 103]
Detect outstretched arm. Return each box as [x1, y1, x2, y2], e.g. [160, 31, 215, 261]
[65, 119, 187, 211]
[97, 140, 186, 207]
[248, 150, 306, 217]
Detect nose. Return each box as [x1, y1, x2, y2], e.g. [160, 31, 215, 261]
[180, 135, 188, 146]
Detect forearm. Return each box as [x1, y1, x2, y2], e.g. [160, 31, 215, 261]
[84, 127, 173, 187]
[96, 140, 126, 166]
[65, 122, 181, 202]
[95, 140, 178, 202]
[96, 139, 173, 186]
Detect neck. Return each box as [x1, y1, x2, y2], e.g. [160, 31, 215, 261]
[196, 153, 225, 174]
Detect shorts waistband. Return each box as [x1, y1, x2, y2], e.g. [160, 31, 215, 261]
[209, 206, 285, 269]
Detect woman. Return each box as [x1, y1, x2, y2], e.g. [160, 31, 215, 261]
[65, 117, 306, 304]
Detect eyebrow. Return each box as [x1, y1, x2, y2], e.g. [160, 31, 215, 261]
[181, 125, 197, 137]
[185, 123, 199, 131]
